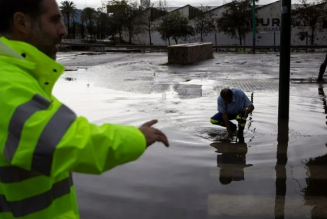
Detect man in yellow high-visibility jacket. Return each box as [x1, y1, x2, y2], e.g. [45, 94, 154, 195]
[0, 0, 169, 218]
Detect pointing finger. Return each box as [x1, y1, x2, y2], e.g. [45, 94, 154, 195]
[154, 128, 168, 140]
[142, 120, 158, 127]
[156, 134, 169, 147]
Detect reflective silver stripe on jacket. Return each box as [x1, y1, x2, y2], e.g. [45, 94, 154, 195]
[0, 177, 73, 217]
[4, 94, 51, 162]
[31, 104, 76, 176]
[0, 166, 40, 183]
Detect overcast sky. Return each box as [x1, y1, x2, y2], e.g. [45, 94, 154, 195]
[56, 0, 284, 10]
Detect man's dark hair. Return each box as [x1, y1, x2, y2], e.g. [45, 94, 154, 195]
[0, 0, 44, 34]
[220, 88, 233, 98]
[219, 176, 232, 185]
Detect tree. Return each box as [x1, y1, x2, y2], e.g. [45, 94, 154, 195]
[131, 15, 148, 44]
[75, 22, 85, 39]
[106, 15, 120, 39]
[139, 7, 157, 45]
[156, 0, 171, 44]
[60, 1, 77, 39]
[170, 13, 194, 44]
[292, 0, 327, 45]
[157, 11, 194, 45]
[108, 0, 128, 41]
[124, 1, 142, 44]
[81, 7, 97, 39]
[193, 6, 216, 42]
[95, 8, 109, 39]
[136, 0, 167, 45]
[108, 0, 145, 44]
[217, 0, 258, 46]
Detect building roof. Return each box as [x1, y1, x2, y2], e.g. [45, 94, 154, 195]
[205, 2, 234, 13]
[256, 1, 280, 10]
[169, 4, 191, 13]
[137, 0, 324, 22]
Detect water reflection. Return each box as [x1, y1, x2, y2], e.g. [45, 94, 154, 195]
[173, 84, 203, 99]
[275, 119, 289, 219]
[246, 92, 254, 134]
[303, 154, 327, 218]
[302, 88, 327, 218]
[318, 86, 327, 126]
[210, 139, 253, 185]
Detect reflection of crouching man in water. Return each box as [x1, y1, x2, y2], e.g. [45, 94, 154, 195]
[218, 151, 249, 185]
[211, 141, 253, 185]
[210, 88, 254, 139]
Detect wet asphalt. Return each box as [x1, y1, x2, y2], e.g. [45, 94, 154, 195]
[54, 52, 327, 219]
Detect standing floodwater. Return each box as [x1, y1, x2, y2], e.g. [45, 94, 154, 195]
[55, 52, 327, 219]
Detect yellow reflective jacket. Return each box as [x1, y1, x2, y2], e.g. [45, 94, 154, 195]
[0, 37, 146, 219]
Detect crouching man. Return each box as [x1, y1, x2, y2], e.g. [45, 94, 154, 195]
[210, 88, 254, 139]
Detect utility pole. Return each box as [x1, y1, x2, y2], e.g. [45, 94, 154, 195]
[275, 118, 289, 219]
[278, 0, 291, 119]
[252, 0, 256, 54]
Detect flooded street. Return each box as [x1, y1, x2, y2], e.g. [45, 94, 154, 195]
[54, 52, 327, 219]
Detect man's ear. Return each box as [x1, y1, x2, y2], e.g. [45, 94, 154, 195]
[13, 12, 33, 35]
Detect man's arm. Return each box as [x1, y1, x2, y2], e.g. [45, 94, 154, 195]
[245, 105, 254, 117]
[243, 92, 254, 117]
[1, 75, 169, 178]
[222, 113, 232, 135]
[218, 97, 231, 134]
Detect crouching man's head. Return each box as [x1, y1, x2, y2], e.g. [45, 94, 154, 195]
[220, 88, 233, 104]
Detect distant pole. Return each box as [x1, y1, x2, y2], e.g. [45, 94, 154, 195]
[214, 21, 218, 52]
[215, 33, 218, 52]
[278, 0, 291, 119]
[306, 31, 308, 53]
[274, 31, 276, 52]
[252, 0, 256, 54]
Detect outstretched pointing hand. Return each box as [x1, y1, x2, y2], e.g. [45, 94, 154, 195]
[139, 120, 169, 148]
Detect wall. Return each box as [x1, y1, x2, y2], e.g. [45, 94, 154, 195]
[123, 2, 327, 46]
[256, 1, 281, 46]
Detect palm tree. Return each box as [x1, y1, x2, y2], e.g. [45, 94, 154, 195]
[95, 8, 109, 39]
[81, 7, 97, 39]
[60, 1, 77, 39]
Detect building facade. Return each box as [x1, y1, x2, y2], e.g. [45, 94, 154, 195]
[122, 1, 327, 46]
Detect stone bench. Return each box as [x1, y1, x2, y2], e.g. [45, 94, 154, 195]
[168, 42, 213, 65]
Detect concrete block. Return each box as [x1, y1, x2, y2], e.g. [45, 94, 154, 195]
[168, 42, 213, 65]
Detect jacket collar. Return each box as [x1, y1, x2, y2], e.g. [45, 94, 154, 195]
[232, 95, 236, 103]
[0, 37, 65, 96]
